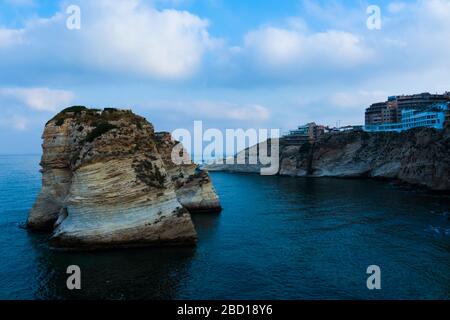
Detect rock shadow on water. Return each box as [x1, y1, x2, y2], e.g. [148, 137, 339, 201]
[190, 212, 221, 240]
[30, 242, 197, 300]
[26, 210, 223, 300]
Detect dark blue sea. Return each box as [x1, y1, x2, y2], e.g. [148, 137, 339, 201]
[0, 155, 449, 300]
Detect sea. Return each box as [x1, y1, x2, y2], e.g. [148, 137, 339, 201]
[0, 154, 449, 299]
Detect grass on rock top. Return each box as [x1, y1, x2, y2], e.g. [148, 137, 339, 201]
[47, 106, 150, 143]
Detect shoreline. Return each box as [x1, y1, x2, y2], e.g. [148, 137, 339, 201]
[208, 170, 450, 196]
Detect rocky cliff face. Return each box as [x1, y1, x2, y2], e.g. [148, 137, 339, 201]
[28, 107, 221, 249]
[155, 132, 222, 213]
[208, 127, 450, 191]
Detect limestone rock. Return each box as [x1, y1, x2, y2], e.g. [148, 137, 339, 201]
[207, 128, 450, 191]
[155, 132, 222, 213]
[28, 107, 221, 249]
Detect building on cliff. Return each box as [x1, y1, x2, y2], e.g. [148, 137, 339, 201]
[283, 122, 325, 144]
[445, 104, 450, 126]
[365, 92, 450, 127]
[331, 125, 364, 133]
[283, 123, 363, 145]
[364, 102, 448, 133]
[365, 102, 387, 126]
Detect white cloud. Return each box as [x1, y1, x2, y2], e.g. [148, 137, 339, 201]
[0, 29, 24, 47]
[1, 0, 450, 122]
[244, 27, 303, 68]
[226, 104, 269, 121]
[388, 2, 407, 13]
[242, 25, 372, 73]
[0, 0, 217, 80]
[0, 115, 29, 131]
[331, 91, 388, 109]
[12, 116, 28, 131]
[80, 1, 217, 79]
[422, 0, 450, 20]
[144, 100, 270, 122]
[0, 88, 74, 112]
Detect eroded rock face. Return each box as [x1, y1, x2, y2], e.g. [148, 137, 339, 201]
[207, 128, 450, 191]
[155, 133, 222, 213]
[28, 107, 221, 249]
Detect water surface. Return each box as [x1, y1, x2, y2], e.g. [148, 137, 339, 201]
[0, 155, 449, 299]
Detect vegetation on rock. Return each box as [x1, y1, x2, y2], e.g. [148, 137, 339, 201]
[85, 123, 118, 143]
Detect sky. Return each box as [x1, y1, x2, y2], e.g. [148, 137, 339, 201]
[0, 0, 450, 154]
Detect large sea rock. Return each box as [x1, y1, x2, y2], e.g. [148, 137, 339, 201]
[207, 127, 450, 191]
[28, 107, 221, 249]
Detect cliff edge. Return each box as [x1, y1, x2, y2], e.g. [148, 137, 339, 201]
[28, 107, 221, 249]
[207, 127, 450, 191]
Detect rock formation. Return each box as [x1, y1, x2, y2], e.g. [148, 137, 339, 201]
[207, 127, 450, 191]
[155, 132, 222, 213]
[28, 107, 221, 249]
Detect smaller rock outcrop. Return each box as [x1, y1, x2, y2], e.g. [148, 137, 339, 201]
[155, 132, 222, 213]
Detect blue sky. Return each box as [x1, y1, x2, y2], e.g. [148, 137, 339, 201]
[1, 0, 450, 154]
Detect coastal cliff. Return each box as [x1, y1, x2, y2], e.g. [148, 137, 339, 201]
[28, 107, 221, 249]
[207, 127, 450, 191]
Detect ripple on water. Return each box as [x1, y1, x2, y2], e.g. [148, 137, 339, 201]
[0, 158, 449, 299]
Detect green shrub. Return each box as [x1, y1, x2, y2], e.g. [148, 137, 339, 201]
[85, 123, 118, 143]
[55, 118, 65, 126]
[60, 106, 87, 114]
[103, 108, 118, 113]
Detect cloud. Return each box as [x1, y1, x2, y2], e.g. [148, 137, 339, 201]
[0, 29, 24, 47]
[225, 104, 269, 121]
[0, 0, 217, 81]
[243, 26, 371, 71]
[0, 115, 28, 131]
[142, 100, 270, 123]
[1, 0, 450, 132]
[387, 2, 407, 13]
[0, 87, 74, 112]
[79, 1, 218, 79]
[1, 0, 449, 90]
[331, 91, 388, 109]
[12, 116, 28, 130]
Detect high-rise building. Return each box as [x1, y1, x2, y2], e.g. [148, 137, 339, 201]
[365, 92, 450, 126]
[365, 102, 448, 132]
[396, 92, 449, 111]
[365, 102, 386, 125]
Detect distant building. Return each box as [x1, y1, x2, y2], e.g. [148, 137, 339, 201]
[396, 92, 449, 110]
[324, 125, 362, 133]
[364, 102, 448, 132]
[284, 123, 362, 144]
[365, 102, 386, 126]
[313, 124, 326, 140]
[365, 92, 449, 127]
[283, 122, 325, 144]
[445, 101, 450, 126]
[336, 125, 364, 132]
